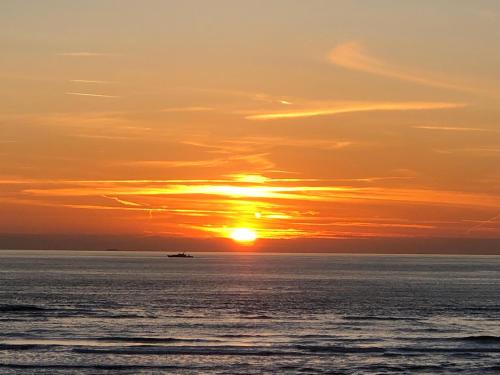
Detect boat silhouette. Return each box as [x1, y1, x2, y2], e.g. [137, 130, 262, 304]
[167, 252, 194, 258]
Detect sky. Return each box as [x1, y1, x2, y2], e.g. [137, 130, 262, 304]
[1, 1, 500, 251]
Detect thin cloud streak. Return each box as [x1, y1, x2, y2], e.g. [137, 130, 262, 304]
[161, 106, 214, 113]
[179, 87, 293, 105]
[58, 52, 116, 57]
[0, 175, 410, 186]
[70, 79, 113, 84]
[116, 153, 275, 171]
[122, 159, 229, 168]
[65, 92, 119, 98]
[466, 213, 500, 234]
[245, 101, 465, 120]
[103, 195, 144, 207]
[435, 147, 500, 155]
[414, 126, 491, 132]
[329, 41, 490, 95]
[70, 133, 139, 141]
[3, 176, 498, 239]
[296, 221, 436, 230]
[182, 137, 355, 154]
[20, 183, 500, 209]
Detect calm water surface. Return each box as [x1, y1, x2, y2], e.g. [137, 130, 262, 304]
[0, 251, 499, 374]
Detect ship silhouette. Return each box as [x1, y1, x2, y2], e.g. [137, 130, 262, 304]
[167, 252, 194, 258]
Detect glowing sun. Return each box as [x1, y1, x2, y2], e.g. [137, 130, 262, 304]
[230, 228, 258, 244]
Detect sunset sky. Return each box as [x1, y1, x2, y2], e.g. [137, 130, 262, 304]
[1, 1, 500, 250]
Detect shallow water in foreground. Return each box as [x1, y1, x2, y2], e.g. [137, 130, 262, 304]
[0, 251, 499, 374]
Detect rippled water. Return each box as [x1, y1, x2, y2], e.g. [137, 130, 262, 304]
[0, 251, 499, 374]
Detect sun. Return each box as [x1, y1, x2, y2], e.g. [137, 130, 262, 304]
[229, 228, 258, 244]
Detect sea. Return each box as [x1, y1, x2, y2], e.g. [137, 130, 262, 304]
[0, 251, 499, 374]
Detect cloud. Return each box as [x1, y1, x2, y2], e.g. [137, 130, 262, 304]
[179, 87, 293, 105]
[116, 153, 275, 171]
[65, 92, 119, 98]
[466, 213, 500, 234]
[58, 52, 115, 57]
[13, 112, 149, 134]
[19, 180, 500, 209]
[160, 106, 214, 113]
[70, 79, 113, 84]
[4, 176, 499, 239]
[70, 133, 139, 140]
[121, 159, 229, 168]
[103, 195, 144, 207]
[245, 101, 465, 120]
[184, 137, 355, 153]
[328, 41, 488, 95]
[157, 87, 464, 121]
[413, 125, 492, 132]
[434, 147, 500, 155]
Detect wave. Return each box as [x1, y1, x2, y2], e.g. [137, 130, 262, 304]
[73, 346, 298, 356]
[296, 345, 386, 353]
[357, 364, 448, 372]
[395, 347, 500, 354]
[1, 362, 497, 373]
[459, 335, 500, 343]
[0, 305, 52, 313]
[98, 313, 154, 319]
[94, 336, 218, 343]
[344, 315, 419, 321]
[241, 315, 274, 320]
[0, 344, 54, 351]
[297, 344, 500, 354]
[461, 306, 500, 312]
[5, 340, 500, 357]
[0, 304, 153, 320]
[0, 363, 190, 370]
[77, 345, 385, 356]
[484, 366, 500, 371]
[414, 335, 500, 344]
[218, 334, 271, 338]
[217, 333, 378, 341]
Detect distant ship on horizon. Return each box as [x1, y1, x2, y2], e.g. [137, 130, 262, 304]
[167, 252, 194, 258]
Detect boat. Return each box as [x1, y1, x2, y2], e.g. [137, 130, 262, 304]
[167, 252, 194, 258]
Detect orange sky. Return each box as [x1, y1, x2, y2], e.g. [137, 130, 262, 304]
[1, 1, 499, 247]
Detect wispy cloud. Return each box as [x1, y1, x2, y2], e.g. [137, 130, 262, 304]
[329, 41, 490, 95]
[121, 159, 229, 168]
[158, 87, 464, 121]
[177, 136, 357, 175]
[70, 133, 139, 141]
[466, 213, 500, 234]
[160, 106, 214, 113]
[434, 147, 500, 155]
[183, 137, 355, 152]
[69, 79, 113, 84]
[103, 195, 144, 207]
[180, 87, 293, 105]
[116, 153, 275, 171]
[3, 176, 498, 238]
[58, 52, 116, 57]
[19, 180, 500, 209]
[413, 125, 491, 132]
[65, 92, 119, 98]
[245, 101, 465, 120]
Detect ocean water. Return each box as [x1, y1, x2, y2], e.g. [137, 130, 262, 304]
[0, 251, 499, 374]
